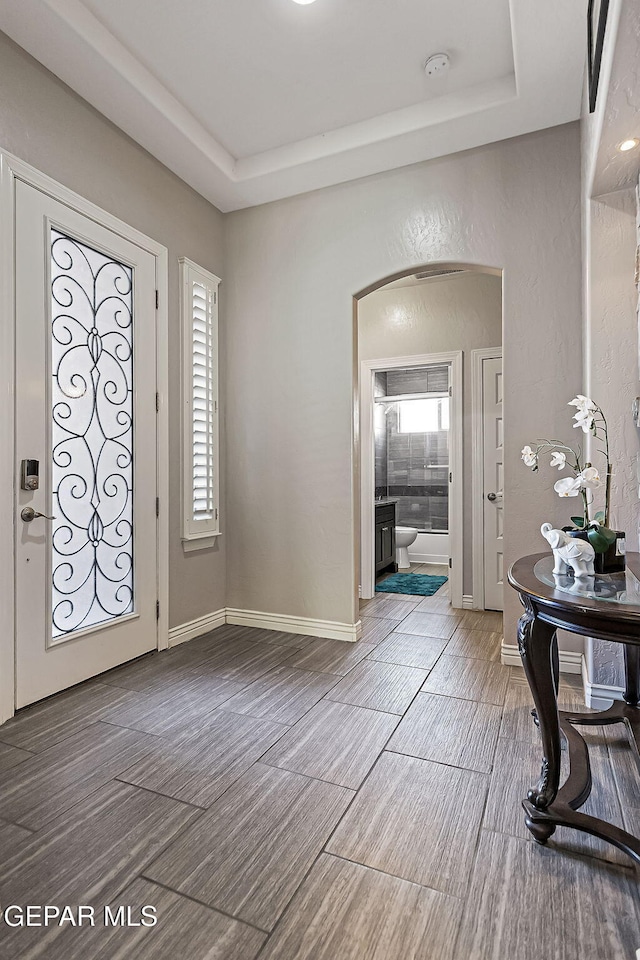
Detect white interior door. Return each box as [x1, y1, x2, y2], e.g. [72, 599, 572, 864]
[15, 180, 158, 708]
[482, 356, 503, 611]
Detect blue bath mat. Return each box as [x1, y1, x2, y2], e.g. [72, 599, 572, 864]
[376, 573, 448, 596]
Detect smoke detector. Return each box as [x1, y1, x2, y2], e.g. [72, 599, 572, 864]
[424, 53, 450, 77]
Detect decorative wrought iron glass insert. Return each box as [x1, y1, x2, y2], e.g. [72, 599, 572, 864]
[50, 230, 134, 639]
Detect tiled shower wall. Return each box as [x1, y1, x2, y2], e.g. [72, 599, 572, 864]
[374, 366, 449, 531]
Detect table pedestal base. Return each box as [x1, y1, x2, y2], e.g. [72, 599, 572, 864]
[523, 706, 640, 864]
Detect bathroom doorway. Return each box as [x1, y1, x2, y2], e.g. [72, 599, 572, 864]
[359, 352, 463, 604]
[355, 265, 503, 612]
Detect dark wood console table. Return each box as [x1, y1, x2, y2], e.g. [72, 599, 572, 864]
[508, 552, 640, 864]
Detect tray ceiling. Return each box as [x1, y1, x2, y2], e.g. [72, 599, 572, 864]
[0, 0, 586, 211]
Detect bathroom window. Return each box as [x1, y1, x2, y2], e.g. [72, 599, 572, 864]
[180, 258, 221, 547]
[398, 397, 449, 433]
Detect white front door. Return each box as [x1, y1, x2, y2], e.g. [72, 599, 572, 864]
[482, 356, 504, 611]
[15, 180, 158, 708]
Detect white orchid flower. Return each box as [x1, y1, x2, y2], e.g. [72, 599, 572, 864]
[578, 466, 602, 488]
[521, 445, 537, 468]
[572, 410, 594, 433]
[549, 451, 567, 470]
[569, 395, 596, 414]
[554, 476, 582, 497]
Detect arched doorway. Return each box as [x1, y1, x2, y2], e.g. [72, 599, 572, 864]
[353, 262, 504, 616]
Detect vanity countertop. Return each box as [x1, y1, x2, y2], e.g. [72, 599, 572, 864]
[375, 498, 399, 506]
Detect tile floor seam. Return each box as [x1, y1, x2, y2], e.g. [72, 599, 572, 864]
[111, 777, 211, 811]
[0, 710, 138, 755]
[40, 776, 209, 842]
[115, 731, 304, 814]
[383, 746, 494, 776]
[320, 850, 469, 901]
[137, 875, 272, 935]
[0, 747, 202, 834]
[245, 709, 418, 956]
[98, 716, 207, 741]
[314, 849, 468, 901]
[475, 821, 636, 872]
[320, 692, 421, 719]
[259, 707, 402, 789]
[0, 818, 37, 834]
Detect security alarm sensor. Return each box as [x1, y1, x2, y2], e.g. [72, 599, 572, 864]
[424, 53, 450, 77]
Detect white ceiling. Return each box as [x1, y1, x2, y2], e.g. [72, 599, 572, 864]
[0, 0, 587, 211]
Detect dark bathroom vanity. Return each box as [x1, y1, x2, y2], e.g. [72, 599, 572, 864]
[375, 500, 397, 575]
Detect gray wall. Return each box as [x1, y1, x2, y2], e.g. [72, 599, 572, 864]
[225, 123, 583, 642]
[359, 272, 502, 595]
[0, 33, 226, 629]
[584, 188, 640, 688]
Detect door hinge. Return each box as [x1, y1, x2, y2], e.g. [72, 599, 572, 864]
[448, 386, 452, 397]
[214, 291, 217, 305]
[449, 472, 452, 483]
[155, 290, 159, 309]
[215, 508, 218, 521]
[156, 497, 159, 517]
[156, 600, 160, 620]
[448, 558, 452, 569]
[156, 392, 160, 412]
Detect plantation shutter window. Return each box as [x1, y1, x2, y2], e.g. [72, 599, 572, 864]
[180, 258, 221, 543]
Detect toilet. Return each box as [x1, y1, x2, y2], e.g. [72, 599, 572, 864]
[395, 526, 418, 569]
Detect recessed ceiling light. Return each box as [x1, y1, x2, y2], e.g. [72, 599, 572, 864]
[291, 0, 318, 4]
[618, 138, 640, 152]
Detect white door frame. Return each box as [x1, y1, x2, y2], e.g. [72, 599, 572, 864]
[471, 346, 503, 610]
[0, 150, 169, 724]
[359, 351, 463, 606]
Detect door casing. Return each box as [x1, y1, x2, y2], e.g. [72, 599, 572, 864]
[471, 346, 503, 610]
[359, 351, 464, 606]
[0, 150, 169, 724]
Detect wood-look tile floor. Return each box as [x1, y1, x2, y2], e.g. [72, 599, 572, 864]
[0, 576, 639, 959]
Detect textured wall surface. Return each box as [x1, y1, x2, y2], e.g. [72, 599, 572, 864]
[359, 272, 502, 595]
[585, 188, 639, 689]
[225, 123, 583, 644]
[0, 33, 227, 629]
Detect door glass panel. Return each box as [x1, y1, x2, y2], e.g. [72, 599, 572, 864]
[50, 230, 134, 639]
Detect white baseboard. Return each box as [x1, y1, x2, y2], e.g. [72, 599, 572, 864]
[169, 607, 363, 648]
[168, 609, 226, 647]
[501, 643, 584, 675]
[226, 608, 362, 643]
[581, 657, 624, 709]
[408, 553, 449, 565]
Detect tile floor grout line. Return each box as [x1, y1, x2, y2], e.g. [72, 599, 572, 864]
[321, 850, 469, 901]
[258, 704, 403, 789]
[0, 711, 150, 756]
[137, 875, 272, 935]
[247, 700, 415, 959]
[322, 852, 469, 902]
[111, 777, 211, 811]
[383, 745, 493, 776]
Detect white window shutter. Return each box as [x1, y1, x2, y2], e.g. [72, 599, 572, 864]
[180, 259, 221, 542]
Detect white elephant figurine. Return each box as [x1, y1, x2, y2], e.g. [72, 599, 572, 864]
[540, 523, 596, 578]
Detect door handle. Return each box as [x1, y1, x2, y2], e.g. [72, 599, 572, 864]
[486, 492, 503, 503]
[21, 506, 56, 522]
